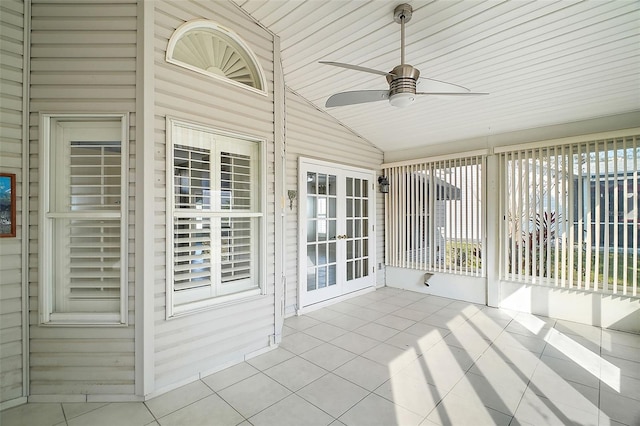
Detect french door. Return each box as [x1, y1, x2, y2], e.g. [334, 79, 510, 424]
[299, 158, 376, 308]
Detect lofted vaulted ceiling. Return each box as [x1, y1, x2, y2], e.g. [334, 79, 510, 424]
[233, 0, 640, 152]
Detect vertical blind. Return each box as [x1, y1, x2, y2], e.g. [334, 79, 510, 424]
[501, 136, 639, 296]
[383, 155, 484, 276]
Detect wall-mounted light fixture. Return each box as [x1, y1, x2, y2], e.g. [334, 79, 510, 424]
[378, 176, 389, 193]
[287, 190, 297, 210]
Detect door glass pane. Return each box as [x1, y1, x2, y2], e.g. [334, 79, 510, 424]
[329, 198, 336, 217]
[318, 266, 327, 288]
[362, 219, 368, 237]
[347, 261, 353, 281]
[355, 239, 361, 257]
[355, 260, 361, 279]
[318, 242, 327, 264]
[355, 219, 361, 237]
[328, 175, 336, 195]
[307, 245, 316, 267]
[347, 240, 353, 259]
[307, 172, 316, 194]
[354, 179, 361, 197]
[307, 268, 316, 291]
[355, 199, 361, 216]
[328, 242, 336, 263]
[307, 220, 316, 242]
[346, 219, 353, 238]
[362, 180, 368, 197]
[363, 258, 369, 277]
[329, 265, 336, 286]
[347, 199, 353, 217]
[329, 220, 336, 240]
[363, 238, 368, 257]
[307, 196, 316, 218]
[318, 174, 327, 195]
[346, 178, 353, 196]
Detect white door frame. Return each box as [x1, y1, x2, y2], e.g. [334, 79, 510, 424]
[297, 157, 377, 313]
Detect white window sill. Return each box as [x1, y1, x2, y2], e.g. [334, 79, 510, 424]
[169, 288, 264, 319]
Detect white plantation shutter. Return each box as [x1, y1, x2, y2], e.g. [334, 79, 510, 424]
[55, 137, 123, 313]
[221, 151, 252, 210]
[62, 219, 121, 311]
[173, 216, 213, 291]
[221, 217, 253, 284]
[169, 121, 262, 312]
[42, 116, 128, 324]
[68, 141, 122, 210]
[220, 150, 254, 285]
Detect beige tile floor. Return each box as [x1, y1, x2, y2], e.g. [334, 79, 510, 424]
[2, 287, 640, 426]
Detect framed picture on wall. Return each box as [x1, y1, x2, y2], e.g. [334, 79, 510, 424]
[0, 173, 16, 238]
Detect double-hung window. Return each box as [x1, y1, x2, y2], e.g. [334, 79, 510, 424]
[167, 119, 263, 316]
[40, 115, 128, 325]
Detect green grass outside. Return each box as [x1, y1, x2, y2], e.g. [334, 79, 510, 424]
[509, 245, 639, 290]
[443, 240, 639, 290]
[444, 241, 482, 270]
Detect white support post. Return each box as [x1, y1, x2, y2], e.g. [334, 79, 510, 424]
[134, 0, 155, 397]
[273, 35, 285, 343]
[486, 154, 500, 307]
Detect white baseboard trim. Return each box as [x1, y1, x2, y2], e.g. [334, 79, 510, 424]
[296, 286, 376, 315]
[0, 397, 27, 411]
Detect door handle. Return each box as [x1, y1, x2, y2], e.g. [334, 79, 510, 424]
[336, 234, 348, 239]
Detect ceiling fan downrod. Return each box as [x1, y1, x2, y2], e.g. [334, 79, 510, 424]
[389, 4, 417, 107]
[394, 3, 412, 66]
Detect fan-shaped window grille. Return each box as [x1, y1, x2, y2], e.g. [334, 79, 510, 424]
[167, 20, 267, 95]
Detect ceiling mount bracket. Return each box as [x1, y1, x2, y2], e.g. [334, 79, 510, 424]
[393, 3, 413, 24]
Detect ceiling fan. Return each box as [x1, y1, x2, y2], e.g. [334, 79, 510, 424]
[321, 3, 488, 108]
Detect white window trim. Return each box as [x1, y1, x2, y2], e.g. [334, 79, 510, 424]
[39, 113, 129, 326]
[166, 19, 268, 97]
[165, 117, 267, 319]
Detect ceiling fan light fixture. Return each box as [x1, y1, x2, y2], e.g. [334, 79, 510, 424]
[389, 92, 415, 108]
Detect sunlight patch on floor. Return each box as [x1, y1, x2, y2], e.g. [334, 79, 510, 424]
[544, 328, 620, 392]
[512, 313, 621, 392]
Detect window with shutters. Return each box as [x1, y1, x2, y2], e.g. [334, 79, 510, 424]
[167, 118, 264, 316]
[40, 115, 128, 325]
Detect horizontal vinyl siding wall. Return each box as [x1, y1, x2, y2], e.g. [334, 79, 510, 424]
[28, 0, 137, 396]
[153, 0, 276, 390]
[284, 89, 384, 316]
[0, 0, 25, 404]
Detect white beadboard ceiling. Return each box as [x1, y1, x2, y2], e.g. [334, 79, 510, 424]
[233, 0, 640, 152]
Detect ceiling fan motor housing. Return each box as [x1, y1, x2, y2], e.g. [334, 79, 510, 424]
[387, 64, 420, 107]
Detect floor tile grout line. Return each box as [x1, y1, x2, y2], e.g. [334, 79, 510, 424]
[212, 375, 283, 425]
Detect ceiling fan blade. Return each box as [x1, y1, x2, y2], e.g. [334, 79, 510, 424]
[319, 61, 392, 77]
[416, 92, 489, 96]
[418, 77, 476, 93]
[326, 90, 390, 107]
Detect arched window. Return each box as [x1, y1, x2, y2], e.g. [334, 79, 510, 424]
[166, 20, 267, 95]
